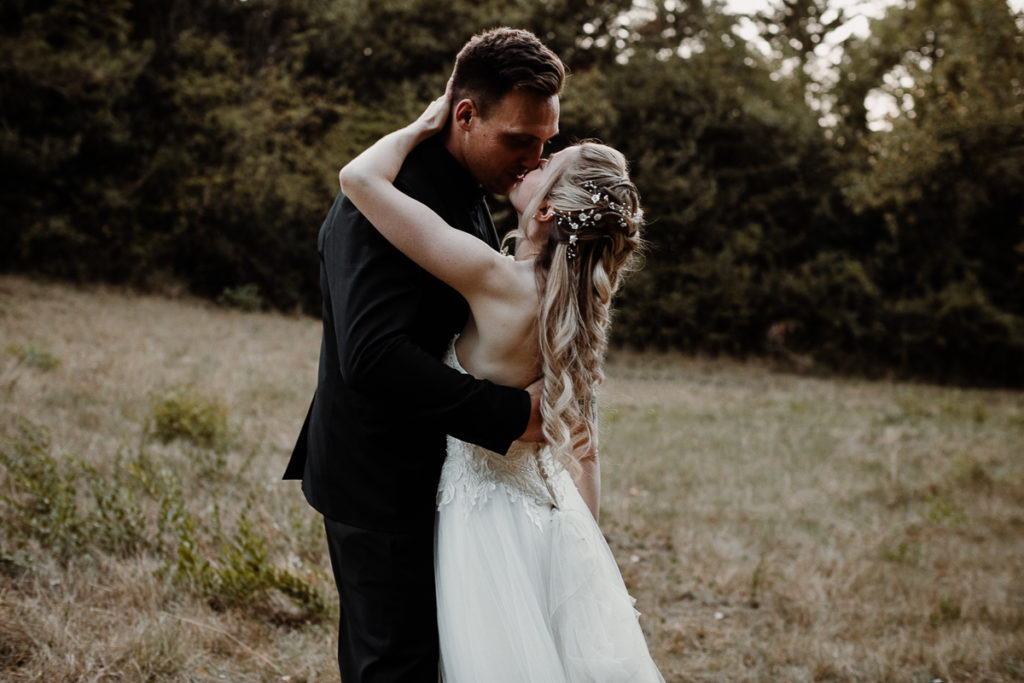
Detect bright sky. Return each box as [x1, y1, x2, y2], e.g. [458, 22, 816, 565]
[726, 0, 894, 43]
[724, 0, 1024, 42]
[724, 0, 1024, 17]
[720, 0, 1024, 130]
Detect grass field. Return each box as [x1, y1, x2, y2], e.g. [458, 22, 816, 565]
[1, 274, 1022, 682]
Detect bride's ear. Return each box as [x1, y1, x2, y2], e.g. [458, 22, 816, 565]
[535, 204, 556, 222]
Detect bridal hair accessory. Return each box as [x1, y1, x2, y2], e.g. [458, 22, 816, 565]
[582, 180, 639, 228]
[559, 180, 640, 262]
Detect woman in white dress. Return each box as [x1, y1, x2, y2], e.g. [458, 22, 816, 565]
[340, 83, 663, 682]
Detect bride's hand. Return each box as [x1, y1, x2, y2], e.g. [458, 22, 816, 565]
[413, 78, 453, 135]
[338, 79, 453, 192]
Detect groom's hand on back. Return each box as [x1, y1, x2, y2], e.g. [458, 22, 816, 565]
[518, 378, 545, 442]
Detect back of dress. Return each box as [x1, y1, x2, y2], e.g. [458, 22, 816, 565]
[435, 338, 665, 683]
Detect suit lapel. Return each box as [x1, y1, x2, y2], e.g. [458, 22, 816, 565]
[474, 199, 500, 251]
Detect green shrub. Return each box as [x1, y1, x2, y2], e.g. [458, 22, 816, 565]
[148, 384, 236, 454]
[1, 419, 329, 622]
[166, 500, 330, 620]
[217, 284, 264, 312]
[0, 421, 85, 559]
[84, 452, 151, 557]
[930, 595, 962, 625]
[5, 343, 60, 372]
[0, 423, 156, 560]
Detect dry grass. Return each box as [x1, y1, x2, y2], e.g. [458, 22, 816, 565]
[1, 274, 1022, 682]
[601, 356, 1024, 681]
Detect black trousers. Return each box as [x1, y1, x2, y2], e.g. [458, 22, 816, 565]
[324, 517, 439, 682]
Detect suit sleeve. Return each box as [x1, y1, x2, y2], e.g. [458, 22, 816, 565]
[320, 191, 530, 455]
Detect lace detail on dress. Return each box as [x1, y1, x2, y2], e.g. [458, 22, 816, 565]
[438, 340, 560, 528]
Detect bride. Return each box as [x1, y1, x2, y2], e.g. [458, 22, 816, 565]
[340, 82, 664, 682]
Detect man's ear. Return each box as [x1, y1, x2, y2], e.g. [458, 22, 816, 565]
[453, 99, 476, 131]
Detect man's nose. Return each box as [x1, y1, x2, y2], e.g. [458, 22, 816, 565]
[522, 143, 544, 169]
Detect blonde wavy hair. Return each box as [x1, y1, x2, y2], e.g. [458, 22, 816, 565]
[503, 142, 644, 472]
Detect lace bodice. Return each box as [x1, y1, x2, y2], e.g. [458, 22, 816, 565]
[439, 340, 571, 527]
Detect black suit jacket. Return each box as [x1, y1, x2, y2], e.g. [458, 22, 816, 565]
[285, 137, 530, 533]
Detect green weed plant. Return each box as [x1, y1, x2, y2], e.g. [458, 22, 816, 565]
[217, 284, 264, 312]
[6, 342, 60, 372]
[148, 384, 236, 454]
[0, 419, 329, 623]
[0, 421, 85, 560]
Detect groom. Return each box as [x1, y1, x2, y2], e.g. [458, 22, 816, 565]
[285, 28, 565, 681]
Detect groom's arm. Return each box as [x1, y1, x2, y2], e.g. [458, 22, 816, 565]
[320, 192, 533, 454]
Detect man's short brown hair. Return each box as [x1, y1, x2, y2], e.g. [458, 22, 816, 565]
[452, 28, 566, 117]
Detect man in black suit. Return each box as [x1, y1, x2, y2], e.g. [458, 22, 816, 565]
[284, 28, 565, 682]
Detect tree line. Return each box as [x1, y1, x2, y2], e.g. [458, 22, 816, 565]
[1, 0, 1022, 385]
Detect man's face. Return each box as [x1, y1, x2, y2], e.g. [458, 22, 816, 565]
[458, 90, 560, 195]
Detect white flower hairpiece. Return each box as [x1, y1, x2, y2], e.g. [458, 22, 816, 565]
[561, 180, 639, 262]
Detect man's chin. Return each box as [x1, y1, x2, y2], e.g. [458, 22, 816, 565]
[486, 181, 515, 196]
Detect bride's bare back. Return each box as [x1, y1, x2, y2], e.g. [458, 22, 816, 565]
[453, 258, 542, 389]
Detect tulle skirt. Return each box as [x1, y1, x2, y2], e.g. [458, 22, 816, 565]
[434, 458, 664, 683]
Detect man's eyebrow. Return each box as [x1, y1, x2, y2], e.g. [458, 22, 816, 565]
[500, 132, 558, 147]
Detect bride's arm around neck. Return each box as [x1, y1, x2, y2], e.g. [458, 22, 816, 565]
[339, 86, 518, 314]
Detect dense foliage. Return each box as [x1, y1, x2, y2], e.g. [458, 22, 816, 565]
[2, 0, 1021, 384]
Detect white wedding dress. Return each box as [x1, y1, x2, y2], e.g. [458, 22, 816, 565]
[435, 341, 664, 682]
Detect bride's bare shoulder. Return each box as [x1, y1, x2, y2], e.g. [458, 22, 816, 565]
[471, 254, 539, 308]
